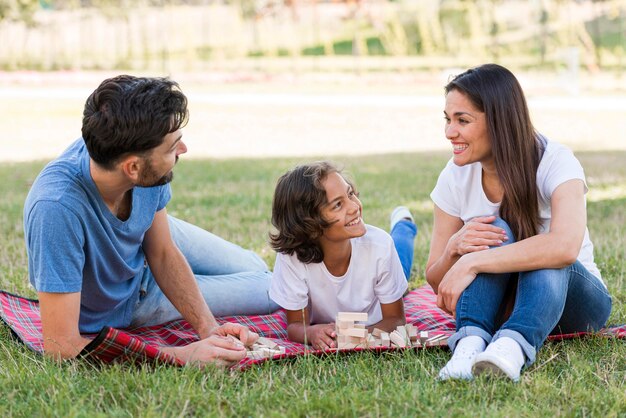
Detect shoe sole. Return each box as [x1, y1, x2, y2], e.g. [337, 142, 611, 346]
[473, 359, 519, 382]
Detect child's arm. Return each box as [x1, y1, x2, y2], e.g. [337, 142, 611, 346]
[285, 308, 337, 351]
[367, 299, 406, 333]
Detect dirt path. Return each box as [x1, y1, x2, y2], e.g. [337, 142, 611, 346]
[1, 70, 624, 162]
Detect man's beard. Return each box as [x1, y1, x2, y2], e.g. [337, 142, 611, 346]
[137, 158, 176, 187]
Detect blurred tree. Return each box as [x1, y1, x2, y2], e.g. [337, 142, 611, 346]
[0, 0, 40, 24]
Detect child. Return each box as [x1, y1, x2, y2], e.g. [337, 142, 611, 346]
[268, 161, 418, 350]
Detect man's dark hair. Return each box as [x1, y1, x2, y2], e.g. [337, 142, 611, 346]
[82, 75, 188, 169]
[270, 161, 351, 264]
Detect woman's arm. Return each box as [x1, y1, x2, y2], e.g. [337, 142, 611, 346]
[425, 207, 507, 293]
[368, 299, 405, 332]
[285, 308, 336, 350]
[436, 179, 587, 314]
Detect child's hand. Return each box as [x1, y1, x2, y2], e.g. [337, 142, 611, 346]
[308, 323, 337, 351]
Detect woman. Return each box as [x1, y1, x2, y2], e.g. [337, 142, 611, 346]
[426, 64, 612, 381]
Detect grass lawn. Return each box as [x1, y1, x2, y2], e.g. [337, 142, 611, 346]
[0, 151, 624, 417]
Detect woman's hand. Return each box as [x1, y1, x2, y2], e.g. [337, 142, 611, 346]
[307, 323, 337, 351]
[436, 254, 478, 316]
[446, 215, 508, 257]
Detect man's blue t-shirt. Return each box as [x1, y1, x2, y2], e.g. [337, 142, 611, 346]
[23, 139, 171, 333]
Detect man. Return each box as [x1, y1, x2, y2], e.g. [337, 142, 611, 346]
[24, 75, 278, 365]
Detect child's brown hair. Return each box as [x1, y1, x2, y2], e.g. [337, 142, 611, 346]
[270, 161, 353, 263]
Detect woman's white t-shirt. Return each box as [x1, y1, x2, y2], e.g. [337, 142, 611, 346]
[430, 139, 603, 284]
[269, 225, 408, 326]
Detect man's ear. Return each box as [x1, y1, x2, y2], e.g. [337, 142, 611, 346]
[119, 155, 143, 182]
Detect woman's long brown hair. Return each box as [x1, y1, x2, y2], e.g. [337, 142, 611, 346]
[445, 64, 542, 241]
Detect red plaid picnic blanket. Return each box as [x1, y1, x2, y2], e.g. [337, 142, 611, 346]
[1, 285, 623, 369]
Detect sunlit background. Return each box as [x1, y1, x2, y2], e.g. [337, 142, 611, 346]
[1, 0, 625, 161]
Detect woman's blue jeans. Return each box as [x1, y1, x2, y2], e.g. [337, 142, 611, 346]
[448, 218, 612, 367]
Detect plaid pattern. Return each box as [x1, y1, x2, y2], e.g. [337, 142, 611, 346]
[1, 286, 623, 369]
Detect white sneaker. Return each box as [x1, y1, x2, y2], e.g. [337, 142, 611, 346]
[438, 335, 486, 380]
[472, 336, 525, 382]
[390, 206, 414, 231]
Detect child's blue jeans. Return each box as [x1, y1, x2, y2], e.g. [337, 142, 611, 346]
[391, 219, 418, 280]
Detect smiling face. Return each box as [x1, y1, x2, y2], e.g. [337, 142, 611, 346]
[444, 89, 492, 168]
[318, 172, 366, 245]
[137, 129, 187, 187]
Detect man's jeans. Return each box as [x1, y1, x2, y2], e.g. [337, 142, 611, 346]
[130, 216, 280, 327]
[448, 218, 612, 367]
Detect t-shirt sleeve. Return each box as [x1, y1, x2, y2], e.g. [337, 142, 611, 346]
[374, 241, 408, 304]
[26, 200, 85, 293]
[269, 253, 309, 311]
[158, 184, 172, 211]
[540, 146, 588, 198]
[430, 160, 460, 217]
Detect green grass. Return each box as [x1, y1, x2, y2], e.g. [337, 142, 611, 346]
[0, 151, 624, 417]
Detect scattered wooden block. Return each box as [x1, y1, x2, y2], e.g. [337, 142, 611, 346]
[389, 330, 407, 348]
[246, 336, 285, 359]
[406, 324, 418, 339]
[425, 334, 448, 346]
[380, 332, 390, 348]
[371, 328, 384, 338]
[395, 325, 408, 339]
[256, 337, 278, 349]
[420, 331, 429, 345]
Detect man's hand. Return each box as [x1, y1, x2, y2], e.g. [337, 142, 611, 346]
[162, 335, 248, 367]
[307, 323, 337, 351]
[209, 322, 259, 347]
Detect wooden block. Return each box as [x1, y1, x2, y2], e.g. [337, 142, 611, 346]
[353, 323, 366, 329]
[337, 312, 368, 322]
[258, 347, 282, 357]
[256, 337, 278, 349]
[389, 330, 407, 348]
[381, 332, 390, 347]
[371, 328, 384, 337]
[338, 342, 357, 350]
[406, 324, 418, 338]
[336, 319, 354, 329]
[420, 331, 429, 344]
[246, 351, 265, 360]
[426, 334, 448, 346]
[395, 325, 408, 340]
[345, 327, 368, 338]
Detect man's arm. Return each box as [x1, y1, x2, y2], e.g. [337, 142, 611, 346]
[39, 292, 92, 359]
[142, 209, 218, 339]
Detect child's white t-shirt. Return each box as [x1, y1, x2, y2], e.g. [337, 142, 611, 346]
[269, 225, 408, 326]
[430, 138, 603, 284]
